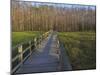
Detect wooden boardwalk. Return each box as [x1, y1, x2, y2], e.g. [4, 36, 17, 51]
[16, 32, 72, 74]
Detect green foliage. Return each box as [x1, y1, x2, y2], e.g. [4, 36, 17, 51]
[58, 32, 96, 70]
[12, 31, 42, 47]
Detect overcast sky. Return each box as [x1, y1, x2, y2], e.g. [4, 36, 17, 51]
[22, 0, 96, 5]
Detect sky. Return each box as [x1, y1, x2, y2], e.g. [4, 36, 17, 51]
[20, 0, 96, 10]
[22, 0, 96, 5]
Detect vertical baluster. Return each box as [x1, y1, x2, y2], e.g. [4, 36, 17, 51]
[34, 37, 37, 49]
[29, 41, 32, 55]
[39, 36, 42, 48]
[18, 45, 23, 63]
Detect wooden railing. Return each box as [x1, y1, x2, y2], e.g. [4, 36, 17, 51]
[11, 31, 51, 74]
[57, 33, 72, 70]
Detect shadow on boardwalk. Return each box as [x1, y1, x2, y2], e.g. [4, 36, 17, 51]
[16, 32, 72, 74]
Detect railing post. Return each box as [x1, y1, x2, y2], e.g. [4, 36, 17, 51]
[34, 37, 37, 49]
[29, 41, 32, 55]
[39, 36, 42, 48]
[57, 40, 60, 48]
[18, 45, 23, 63]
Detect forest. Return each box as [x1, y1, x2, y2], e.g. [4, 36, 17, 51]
[11, 1, 96, 32]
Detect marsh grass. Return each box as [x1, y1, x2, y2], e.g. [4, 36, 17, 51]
[12, 31, 43, 47]
[58, 32, 96, 70]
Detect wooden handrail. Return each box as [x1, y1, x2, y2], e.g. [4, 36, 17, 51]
[58, 38, 72, 70]
[11, 31, 51, 74]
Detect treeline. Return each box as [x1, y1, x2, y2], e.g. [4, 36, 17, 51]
[11, 1, 96, 32]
